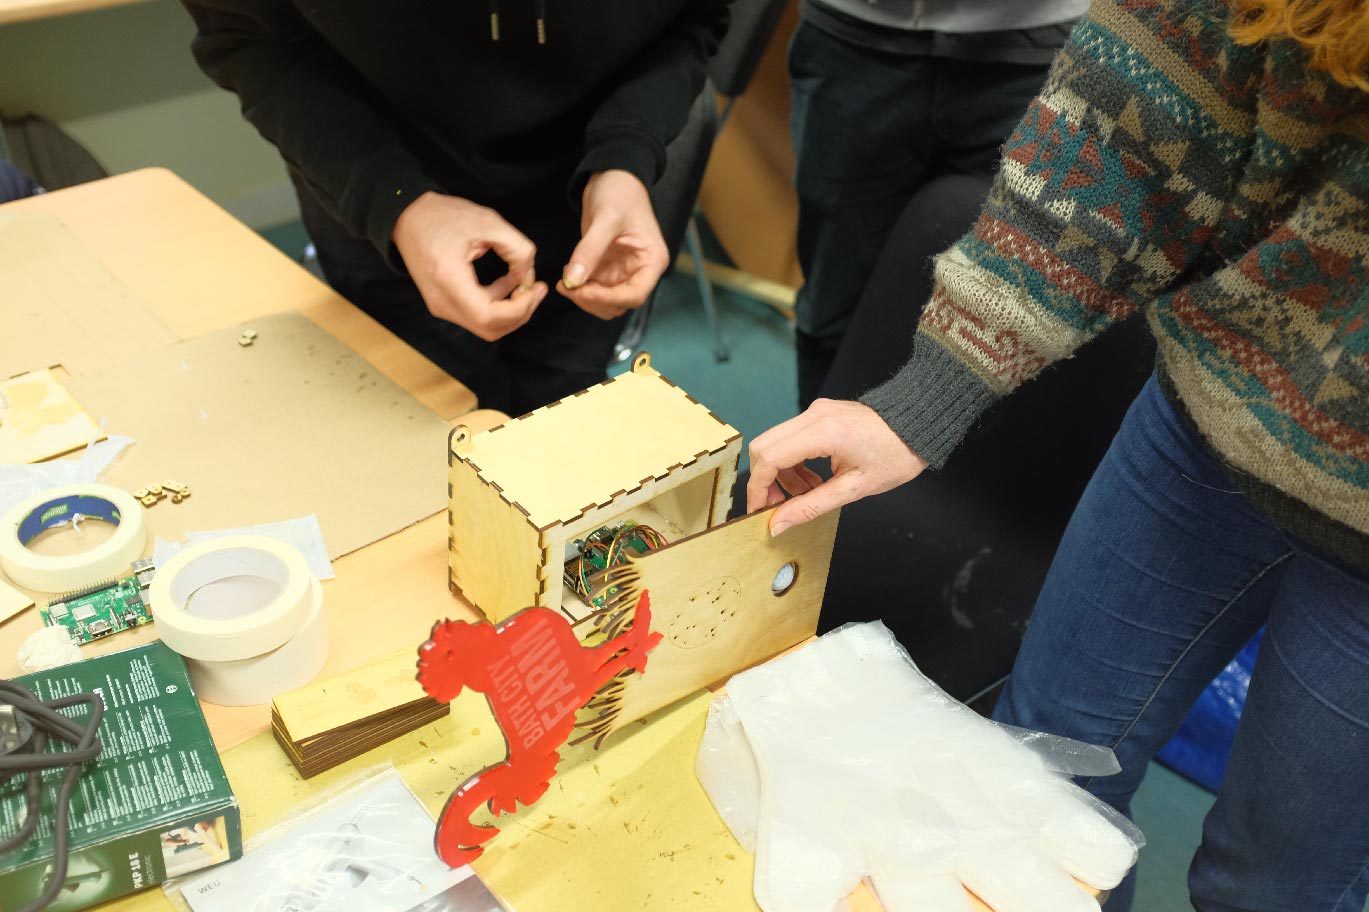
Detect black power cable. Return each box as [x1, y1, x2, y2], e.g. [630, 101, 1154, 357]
[0, 680, 104, 912]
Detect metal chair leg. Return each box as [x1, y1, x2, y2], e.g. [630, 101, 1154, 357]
[686, 218, 729, 362]
[613, 288, 656, 363]
[302, 242, 324, 280]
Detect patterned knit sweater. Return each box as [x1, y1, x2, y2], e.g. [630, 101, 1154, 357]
[863, 0, 1369, 570]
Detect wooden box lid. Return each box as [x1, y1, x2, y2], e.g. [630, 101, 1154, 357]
[450, 356, 739, 530]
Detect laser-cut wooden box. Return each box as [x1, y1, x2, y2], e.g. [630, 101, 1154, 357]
[448, 354, 742, 624]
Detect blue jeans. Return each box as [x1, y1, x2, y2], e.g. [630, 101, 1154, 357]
[0, 161, 40, 202]
[993, 375, 1369, 911]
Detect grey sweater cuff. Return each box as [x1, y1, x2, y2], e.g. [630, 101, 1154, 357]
[859, 334, 998, 469]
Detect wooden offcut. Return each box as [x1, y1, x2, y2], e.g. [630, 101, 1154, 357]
[271, 647, 449, 778]
[0, 367, 105, 463]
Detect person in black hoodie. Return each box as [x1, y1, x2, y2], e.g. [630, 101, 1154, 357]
[181, 0, 731, 414]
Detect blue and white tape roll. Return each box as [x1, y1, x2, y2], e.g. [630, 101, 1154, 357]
[0, 484, 147, 592]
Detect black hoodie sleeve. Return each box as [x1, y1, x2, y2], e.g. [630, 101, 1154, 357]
[181, 0, 440, 268]
[569, 0, 732, 202]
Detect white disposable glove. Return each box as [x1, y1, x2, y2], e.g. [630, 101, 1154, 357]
[18, 625, 81, 673]
[696, 622, 1143, 912]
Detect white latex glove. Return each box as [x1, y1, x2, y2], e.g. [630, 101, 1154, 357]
[696, 622, 1143, 912]
[18, 625, 81, 673]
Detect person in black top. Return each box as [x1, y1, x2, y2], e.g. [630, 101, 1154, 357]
[790, 0, 1083, 408]
[181, 0, 731, 415]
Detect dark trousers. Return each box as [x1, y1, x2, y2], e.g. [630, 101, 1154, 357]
[292, 173, 625, 417]
[789, 20, 1053, 407]
[0, 161, 40, 202]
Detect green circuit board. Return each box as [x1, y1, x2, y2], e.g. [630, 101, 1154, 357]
[562, 521, 668, 609]
[41, 561, 155, 646]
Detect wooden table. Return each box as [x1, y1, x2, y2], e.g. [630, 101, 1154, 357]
[0, 170, 1087, 912]
[0, 0, 146, 26]
[0, 168, 486, 749]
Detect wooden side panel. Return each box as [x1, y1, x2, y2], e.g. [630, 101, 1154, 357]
[649, 463, 721, 538]
[603, 506, 840, 733]
[708, 438, 742, 528]
[448, 457, 543, 623]
[535, 534, 562, 612]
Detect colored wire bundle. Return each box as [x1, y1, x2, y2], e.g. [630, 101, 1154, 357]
[567, 522, 668, 607]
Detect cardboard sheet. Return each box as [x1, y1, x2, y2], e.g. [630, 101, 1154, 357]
[67, 312, 451, 560]
[0, 212, 175, 377]
[0, 367, 105, 463]
[0, 578, 33, 624]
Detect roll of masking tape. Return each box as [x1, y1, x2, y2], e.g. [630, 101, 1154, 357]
[0, 484, 147, 592]
[150, 536, 328, 706]
[180, 582, 327, 707]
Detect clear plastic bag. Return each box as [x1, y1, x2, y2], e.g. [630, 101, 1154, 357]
[697, 621, 1145, 912]
[0, 434, 132, 516]
[162, 765, 504, 912]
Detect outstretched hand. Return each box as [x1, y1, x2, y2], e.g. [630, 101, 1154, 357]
[559, 170, 669, 320]
[746, 399, 929, 536]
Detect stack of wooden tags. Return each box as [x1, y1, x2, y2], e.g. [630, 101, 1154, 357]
[271, 648, 450, 778]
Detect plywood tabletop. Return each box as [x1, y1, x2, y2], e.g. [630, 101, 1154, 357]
[0, 0, 146, 26]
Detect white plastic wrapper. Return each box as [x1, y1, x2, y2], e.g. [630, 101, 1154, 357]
[696, 622, 1144, 912]
[163, 766, 504, 912]
[154, 514, 336, 581]
[17, 624, 82, 672]
[696, 696, 761, 852]
[0, 434, 133, 516]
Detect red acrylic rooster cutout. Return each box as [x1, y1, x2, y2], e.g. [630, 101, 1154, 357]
[416, 590, 663, 866]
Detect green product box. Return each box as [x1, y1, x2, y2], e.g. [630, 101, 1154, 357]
[0, 643, 242, 911]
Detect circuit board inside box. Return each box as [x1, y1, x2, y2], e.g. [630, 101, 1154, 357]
[41, 558, 156, 645]
[563, 521, 668, 611]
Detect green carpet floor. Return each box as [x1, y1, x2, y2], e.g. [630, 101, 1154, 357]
[609, 269, 799, 464]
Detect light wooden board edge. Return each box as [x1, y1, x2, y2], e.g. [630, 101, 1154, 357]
[673, 252, 796, 321]
[0, 0, 148, 26]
